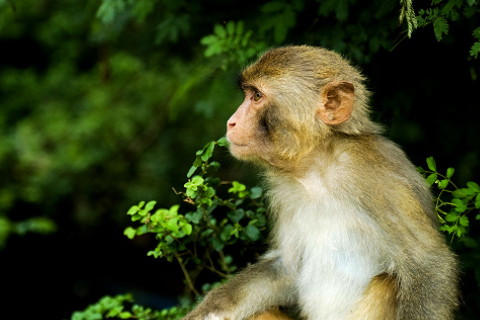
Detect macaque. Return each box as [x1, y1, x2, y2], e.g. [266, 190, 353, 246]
[183, 46, 458, 320]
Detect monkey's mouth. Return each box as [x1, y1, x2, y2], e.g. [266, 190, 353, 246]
[226, 140, 253, 158]
[226, 136, 248, 148]
[230, 142, 248, 147]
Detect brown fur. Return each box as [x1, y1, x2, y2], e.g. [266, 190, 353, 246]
[348, 274, 398, 320]
[248, 310, 293, 320]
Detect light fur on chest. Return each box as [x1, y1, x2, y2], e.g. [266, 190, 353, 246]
[268, 171, 386, 319]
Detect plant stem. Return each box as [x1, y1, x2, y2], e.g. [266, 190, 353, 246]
[175, 253, 200, 297]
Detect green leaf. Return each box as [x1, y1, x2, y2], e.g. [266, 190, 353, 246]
[186, 189, 197, 198]
[145, 201, 156, 212]
[182, 223, 192, 235]
[201, 142, 215, 161]
[205, 186, 216, 198]
[426, 157, 437, 171]
[467, 181, 480, 192]
[244, 225, 260, 241]
[228, 209, 245, 222]
[453, 188, 475, 198]
[201, 229, 214, 238]
[229, 181, 246, 193]
[214, 24, 226, 38]
[119, 311, 132, 319]
[217, 136, 228, 147]
[250, 187, 263, 199]
[452, 198, 468, 213]
[127, 206, 138, 216]
[446, 167, 455, 178]
[200, 35, 217, 45]
[426, 173, 438, 186]
[445, 212, 458, 222]
[399, 0, 418, 37]
[187, 165, 197, 178]
[127, 201, 144, 215]
[210, 161, 221, 170]
[220, 224, 235, 241]
[473, 27, 480, 39]
[191, 176, 205, 185]
[433, 16, 449, 41]
[459, 216, 469, 227]
[186, 210, 203, 224]
[211, 237, 225, 251]
[96, 0, 126, 24]
[438, 179, 449, 189]
[476, 194, 480, 209]
[440, 225, 454, 234]
[470, 41, 480, 59]
[147, 249, 162, 258]
[164, 235, 174, 244]
[455, 227, 465, 238]
[226, 21, 235, 35]
[262, 1, 284, 13]
[124, 227, 137, 240]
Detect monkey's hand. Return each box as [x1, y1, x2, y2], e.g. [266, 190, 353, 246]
[183, 254, 295, 320]
[181, 292, 237, 320]
[182, 312, 230, 320]
[182, 302, 234, 320]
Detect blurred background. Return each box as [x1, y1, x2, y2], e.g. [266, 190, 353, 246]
[0, 0, 479, 319]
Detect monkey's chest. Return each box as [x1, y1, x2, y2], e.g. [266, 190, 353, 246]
[276, 199, 381, 272]
[274, 199, 384, 318]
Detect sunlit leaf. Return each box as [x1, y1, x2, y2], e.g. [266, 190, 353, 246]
[426, 157, 437, 171]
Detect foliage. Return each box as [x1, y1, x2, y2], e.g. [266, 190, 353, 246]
[399, 0, 418, 38]
[200, 21, 267, 70]
[415, 0, 480, 58]
[0, 216, 56, 249]
[70, 294, 190, 320]
[197, 0, 480, 69]
[419, 157, 480, 244]
[124, 138, 267, 296]
[0, 0, 236, 247]
[198, 0, 399, 65]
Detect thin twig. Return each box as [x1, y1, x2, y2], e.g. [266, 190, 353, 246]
[175, 253, 200, 297]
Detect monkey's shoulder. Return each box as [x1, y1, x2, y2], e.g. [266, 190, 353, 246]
[332, 134, 419, 180]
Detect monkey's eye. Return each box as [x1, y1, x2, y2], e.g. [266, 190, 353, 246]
[253, 90, 263, 102]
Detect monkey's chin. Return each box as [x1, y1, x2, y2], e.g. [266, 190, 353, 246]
[227, 142, 258, 161]
[229, 145, 275, 168]
[228, 143, 251, 159]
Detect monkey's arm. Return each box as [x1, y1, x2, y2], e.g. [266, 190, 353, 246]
[368, 174, 459, 320]
[390, 203, 459, 319]
[183, 253, 296, 320]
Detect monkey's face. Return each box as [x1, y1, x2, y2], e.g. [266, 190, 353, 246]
[226, 79, 321, 167]
[226, 46, 367, 168]
[226, 85, 274, 163]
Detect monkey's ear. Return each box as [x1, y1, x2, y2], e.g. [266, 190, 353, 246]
[318, 82, 355, 125]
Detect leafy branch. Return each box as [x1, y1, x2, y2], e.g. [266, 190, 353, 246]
[70, 294, 190, 320]
[419, 156, 480, 244]
[124, 137, 267, 296]
[415, 0, 480, 58]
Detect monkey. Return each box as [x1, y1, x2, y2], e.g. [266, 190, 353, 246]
[183, 45, 459, 320]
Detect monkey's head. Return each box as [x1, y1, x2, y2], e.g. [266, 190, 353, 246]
[226, 45, 381, 169]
